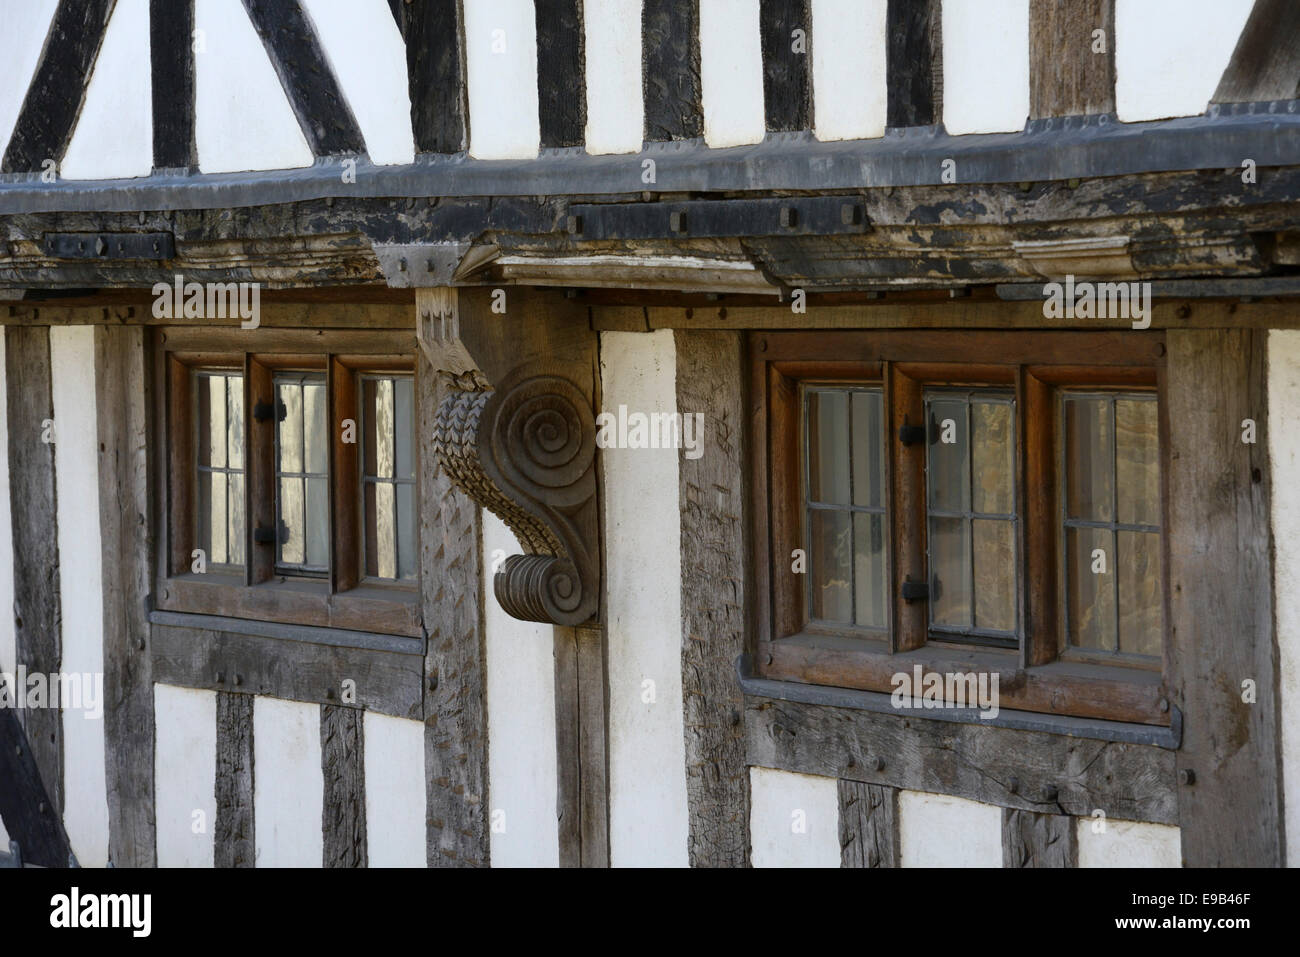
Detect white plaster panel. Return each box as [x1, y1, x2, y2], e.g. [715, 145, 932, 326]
[899, 790, 1002, 866]
[583, 0, 644, 154]
[61, 0, 153, 180]
[195, 0, 313, 173]
[1269, 329, 1300, 868]
[50, 326, 108, 868]
[600, 330, 689, 867]
[300, 0, 415, 165]
[1115, 0, 1254, 123]
[1077, 818, 1182, 867]
[464, 0, 540, 159]
[0, 0, 58, 162]
[154, 684, 216, 868]
[362, 711, 426, 867]
[749, 766, 840, 867]
[699, 0, 766, 148]
[941, 0, 1030, 135]
[811, 0, 887, 141]
[484, 512, 559, 867]
[254, 695, 323, 867]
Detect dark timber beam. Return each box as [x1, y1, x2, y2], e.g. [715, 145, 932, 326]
[241, 0, 365, 156]
[149, 0, 196, 169]
[0, 708, 74, 868]
[535, 0, 586, 149]
[1213, 0, 1300, 103]
[642, 0, 702, 141]
[838, 780, 899, 868]
[214, 691, 255, 868]
[760, 0, 812, 132]
[321, 705, 367, 867]
[1029, 0, 1115, 118]
[1002, 808, 1078, 867]
[392, 0, 468, 154]
[885, 0, 942, 128]
[1, 0, 117, 173]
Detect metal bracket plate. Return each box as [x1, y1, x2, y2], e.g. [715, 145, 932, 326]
[43, 232, 174, 260]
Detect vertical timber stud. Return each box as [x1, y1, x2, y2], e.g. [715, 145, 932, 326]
[838, 780, 898, 868]
[418, 288, 490, 867]
[94, 325, 156, 867]
[214, 691, 255, 868]
[885, 0, 942, 128]
[642, 0, 703, 142]
[321, 705, 368, 868]
[150, 0, 196, 169]
[759, 0, 812, 133]
[1029, 0, 1115, 119]
[393, 0, 470, 154]
[1212, 0, 1300, 104]
[1165, 329, 1284, 866]
[675, 330, 750, 867]
[535, 0, 586, 149]
[5, 326, 63, 815]
[1001, 808, 1077, 867]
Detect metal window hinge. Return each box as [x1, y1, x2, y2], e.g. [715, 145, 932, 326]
[253, 522, 289, 546]
[901, 578, 930, 603]
[252, 399, 287, 423]
[898, 416, 926, 446]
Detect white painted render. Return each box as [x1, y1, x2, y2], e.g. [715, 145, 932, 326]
[464, 0, 540, 159]
[50, 326, 109, 868]
[599, 330, 689, 867]
[583, 0, 644, 154]
[1268, 329, 1300, 868]
[362, 711, 426, 867]
[941, 0, 1030, 136]
[699, 0, 766, 149]
[0, 0, 57, 164]
[484, 512, 559, 867]
[811, 0, 888, 142]
[899, 790, 1002, 866]
[300, 0, 415, 165]
[61, 0, 152, 180]
[154, 684, 216, 868]
[194, 0, 313, 173]
[0, 334, 12, 680]
[1077, 818, 1181, 867]
[749, 767, 840, 867]
[1115, 0, 1253, 123]
[253, 695, 323, 867]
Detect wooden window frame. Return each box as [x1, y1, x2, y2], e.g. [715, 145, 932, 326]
[751, 330, 1171, 726]
[155, 327, 422, 638]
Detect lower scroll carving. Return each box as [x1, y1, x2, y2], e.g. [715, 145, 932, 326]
[432, 370, 600, 626]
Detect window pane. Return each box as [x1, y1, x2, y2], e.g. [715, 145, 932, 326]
[807, 391, 850, 505]
[374, 481, 396, 579]
[375, 378, 395, 480]
[304, 381, 328, 475]
[972, 519, 1015, 632]
[227, 376, 244, 470]
[279, 381, 304, 474]
[1118, 530, 1162, 656]
[205, 376, 227, 469]
[195, 371, 244, 570]
[927, 398, 969, 513]
[1115, 397, 1159, 527]
[929, 516, 971, 629]
[395, 377, 414, 481]
[228, 472, 245, 567]
[853, 512, 886, 629]
[971, 400, 1013, 515]
[306, 477, 329, 568]
[198, 471, 228, 565]
[397, 482, 416, 580]
[1064, 396, 1114, 521]
[809, 509, 852, 623]
[1066, 526, 1116, 651]
[279, 477, 305, 566]
[851, 392, 885, 509]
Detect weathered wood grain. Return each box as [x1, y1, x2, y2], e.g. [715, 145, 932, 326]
[321, 704, 367, 868]
[575, 624, 609, 867]
[838, 780, 898, 868]
[886, 0, 942, 128]
[1, 0, 116, 172]
[241, 0, 365, 156]
[0, 707, 73, 868]
[1002, 807, 1077, 867]
[643, 0, 703, 141]
[1165, 329, 1283, 866]
[150, 622, 424, 720]
[419, 321, 489, 867]
[745, 696, 1178, 824]
[95, 325, 156, 867]
[1213, 0, 1300, 104]
[553, 625, 581, 867]
[1029, 0, 1115, 118]
[394, 0, 468, 154]
[214, 690, 255, 868]
[535, 0, 586, 148]
[760, 0, 812, 132]
[150, 0, 196, 169]
[675, 330, 750, 867]
[5, 325, 62, 814]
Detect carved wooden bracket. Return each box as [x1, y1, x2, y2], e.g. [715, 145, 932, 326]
[422, 289, 600, 626]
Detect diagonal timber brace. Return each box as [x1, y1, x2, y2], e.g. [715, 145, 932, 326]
[420, 288, 601, 626]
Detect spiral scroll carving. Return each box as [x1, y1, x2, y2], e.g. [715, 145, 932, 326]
[432, 371, 600, 626]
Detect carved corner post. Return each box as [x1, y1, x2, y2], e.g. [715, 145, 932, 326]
[418, 286, 609, 866]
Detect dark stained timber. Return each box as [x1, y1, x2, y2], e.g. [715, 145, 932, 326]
[394, 0, 469, 154]
[535, 0, 586, 148]
[1002, 807, 1077, 867]
[321, 705, 367, 868]
[1, 0, 117, 173]
[838, 780, 898, 867]
[886, 0, 942, 128]
[643, 0, 702, 141]
[215, 690, 255, 868]
[1213, 0, 1300, 103]
[0, 708, 74, 868]
[150, 0, 196, 169]
[241, 0, 365, 156]
[760, 0, 812, 132]
[1029, 0, 1115, 118]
